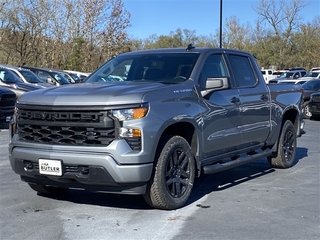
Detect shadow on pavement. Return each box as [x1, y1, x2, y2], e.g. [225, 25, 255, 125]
[36, 147, 308, 210]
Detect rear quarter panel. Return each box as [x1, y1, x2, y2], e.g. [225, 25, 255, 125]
[266, 83, 303, 145]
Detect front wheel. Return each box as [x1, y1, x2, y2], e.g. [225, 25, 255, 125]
[143, 136, 195, 210]
[268, 120, 297, 168]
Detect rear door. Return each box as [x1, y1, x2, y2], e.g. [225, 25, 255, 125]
[226, 53, 271, 148]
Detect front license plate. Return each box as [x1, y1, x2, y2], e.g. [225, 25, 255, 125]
[39, 159, 62, 176]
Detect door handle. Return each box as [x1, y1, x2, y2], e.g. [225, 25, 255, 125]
[260, 94, 269, 101]
[231, 97, 240, 104]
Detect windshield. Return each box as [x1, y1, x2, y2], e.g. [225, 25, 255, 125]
[0, 69, 22, 83]
[86, 53, 200, 84]
[59, 72, 73, 83]
[279, 71, 294, 78]
[304, 71, 320, 78]
[68, 73, 80, 81]
[19, 70, 43, 83]
[52, 72, 70, 84]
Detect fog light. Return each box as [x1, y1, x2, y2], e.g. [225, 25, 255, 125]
[80, 166, 89, 174]
[23, 161, 34, 171]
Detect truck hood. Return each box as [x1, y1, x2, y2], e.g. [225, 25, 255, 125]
[17, 82, 171, 106]
[31, 82, 54, 88]
[1, 82, 42, 92]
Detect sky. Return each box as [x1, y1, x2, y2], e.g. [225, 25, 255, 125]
[122, 0, 320, 39]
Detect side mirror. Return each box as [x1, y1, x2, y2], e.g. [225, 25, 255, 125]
[46, 77, 55, 85]
[201, 77, 229, 97]
[206, 77, 229, 89]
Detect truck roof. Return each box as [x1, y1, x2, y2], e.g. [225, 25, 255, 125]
[118, 47, 252, 56]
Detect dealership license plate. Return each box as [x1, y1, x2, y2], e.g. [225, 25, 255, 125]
[39, 159, 62, 176]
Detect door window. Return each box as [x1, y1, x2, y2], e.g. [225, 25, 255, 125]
[228, 55, 257, 87]
[199, 54, 229, 88]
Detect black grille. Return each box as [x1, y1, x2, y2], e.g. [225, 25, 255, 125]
[17, 109, 116, 146]
[0, 92, 16, 108]
[312, 95, 320, 102]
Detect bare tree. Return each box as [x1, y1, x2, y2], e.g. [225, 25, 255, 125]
[140, 28, 203, 49]
[74, 0, 131, 71]
[0, 0, 55, 65]
[222, 16, 252, 50]
[253, 0, 306, 36]
[292, 16, 320, 69]
[253, 0, 307, 69]
[0, 0, 131, 71]
[101, 0, 131, 61]
[0, 0, 319, 72]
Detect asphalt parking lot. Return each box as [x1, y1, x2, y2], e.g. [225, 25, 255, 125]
[0, 119, 319, 240]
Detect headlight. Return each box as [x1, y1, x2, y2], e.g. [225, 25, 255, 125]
[9, 107, 18, 138]
[111, 106, 148, 121]
[111, 105, 149, 138]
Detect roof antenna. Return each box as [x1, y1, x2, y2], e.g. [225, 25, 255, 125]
[186, 44, 195, 51]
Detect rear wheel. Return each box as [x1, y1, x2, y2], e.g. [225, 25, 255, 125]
[28, 183, 68, 195]
[144, 136, 195, 210]
[268, 120, 297, 168]
[303, 101, 312, 119]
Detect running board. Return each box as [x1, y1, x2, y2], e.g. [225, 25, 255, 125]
[202, 148, 272, 175]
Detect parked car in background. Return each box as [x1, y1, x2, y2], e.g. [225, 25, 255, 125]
[269, 70, 307, 84]
[62, 71, 82, 83]
[308, 92, 320, 119]
[297, 70, 320, 81]
[0, 68, 43, 98]
[272, 70, 286, 78]
[310, 67, 320, 71]
[286, 67, 307, 71]
[0, 87, 16, 128]
[0, 64, 52, 88]
[301, 79, 320, 119]
[274, 79, 308, 85]
[56, 70, 81, 83]
[22, 66, 70, 86]
[64, 70, 90, 81]
[261, 69, 275, 83]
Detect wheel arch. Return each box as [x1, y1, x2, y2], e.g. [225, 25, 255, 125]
[271, 108, 300, 155]
[283, 108, 302, 137]
[155, 121, 201, 177]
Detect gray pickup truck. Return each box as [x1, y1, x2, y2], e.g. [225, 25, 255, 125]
[9, 46, 304, 210]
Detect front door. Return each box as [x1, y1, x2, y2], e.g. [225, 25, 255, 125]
[199, 53, 242, 159]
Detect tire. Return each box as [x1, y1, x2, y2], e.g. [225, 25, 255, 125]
[28, 183, 68, 195]
[303, 101, 312, 119]
[143, 136, 195, 210]
[268, 120, 297, 168]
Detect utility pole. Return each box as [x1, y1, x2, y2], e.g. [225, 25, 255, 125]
[220, 0, 222, 48]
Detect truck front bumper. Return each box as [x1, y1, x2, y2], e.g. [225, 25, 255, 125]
[9, 146, 153, 195]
